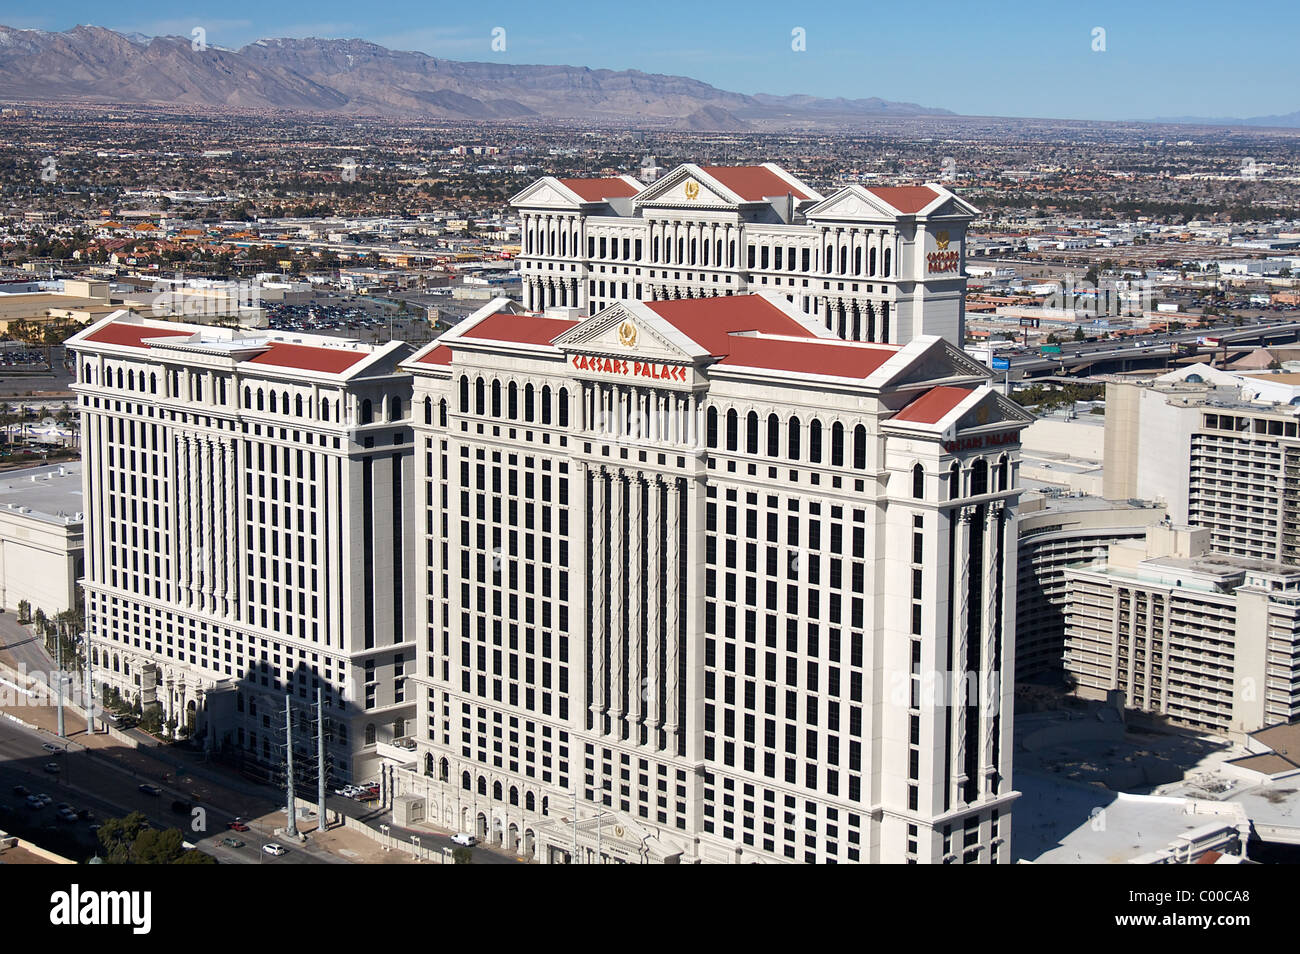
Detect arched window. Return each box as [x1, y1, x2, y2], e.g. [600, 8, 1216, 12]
[462, 771, 472, 791]
[320, 397, 330, 421]
[475, 378, 486, 416]
[949, 461, 962, 500]
[726, 409, 738, 451]
[706, 406, 718, 448]
[364, 723, 376, 746]
[127, 369, 135, 390]
[884, 248, 892, 277]
[788, 416, 801, 460]
[269, 390, 278, 413]
[809, 419, 823, 463]
[869, 247, 877, 276]
[971, 458, 989, 496]
[745, 411, 759, 455]
[854, 247, 862, 274]
[295, 394, 303, 417]
[767, 414, 780, 458]
[257, 389, 265, 411]
[509, 786, 519, 806]
[831, 422, 845, 466]
[440, 758, 449, 782]
[526, 791, 535, 812]
[423, 396, 433, 425]
[360, 398, 372, 425]
[558, 388, 569, 427]
[459, 375, 470, 413]
[493, 781, 503, 801]
[507, 382, 517, 419]
[150, 373, 157, 394]
[439, 399, 447, 427]
[524, 383, 535, 422]
[282, 391, 289, 414]
[244, 386, 252, 408]
[853, 424, 867, 469]
[912, 463, 925, 499]
[491, 380, 501, 417]
[115, 368, 123, 389]
[997, 454, 1009, 492]
[541, 385, 552, 425]
[478, 776, 487, 796]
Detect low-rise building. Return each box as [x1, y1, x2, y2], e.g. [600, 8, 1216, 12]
[0, 463, 84, 615]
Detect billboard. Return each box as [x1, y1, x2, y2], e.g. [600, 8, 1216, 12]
[991, 357, 1011, 370]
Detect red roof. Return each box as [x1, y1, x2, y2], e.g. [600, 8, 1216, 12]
[83, 323, 192, 349]
[459, 312, 579, 347]
[646, 296, 898, 378]
[866, 186, 940, 215]
[416, 344, 453, 366]
[648, 296, 815, 354]
[893, 386, 973, 424]
[699, 166, 810, 201]
[559, 178, 640, 202]
[244, 341, 370, 374]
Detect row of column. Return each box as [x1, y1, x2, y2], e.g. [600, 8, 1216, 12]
[524, 277, 579, 311]
[817, 297, 890, 343]
[174, 432, 238, 619]
[649, 220, 740, 269]
[588, 469, 683, 753]
[816, 226, 894, 278]
[946, 502, 1005, 809]
[582, 383, 703, 448]
[524, 213, 578, 259]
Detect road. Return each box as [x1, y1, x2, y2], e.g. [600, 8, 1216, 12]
[0, 718, 343, 864]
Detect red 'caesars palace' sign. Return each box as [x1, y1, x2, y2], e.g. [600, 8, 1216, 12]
[571, 354, 689, 382]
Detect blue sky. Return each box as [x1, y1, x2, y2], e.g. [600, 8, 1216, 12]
[2, 0, 1295, 121]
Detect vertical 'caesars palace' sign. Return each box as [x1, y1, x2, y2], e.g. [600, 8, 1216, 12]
[927, 230, 960, 274]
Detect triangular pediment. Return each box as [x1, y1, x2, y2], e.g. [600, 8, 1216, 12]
[955, 390, 1035, 432]
[509, 176, 585, 209]
[868, 336, 991, 391]
[803, 185, 901, 222]
[635, 164, 742, 209]
[551, 301, 710, 365]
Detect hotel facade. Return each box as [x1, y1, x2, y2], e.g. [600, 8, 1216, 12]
[511, 164, 977, 347]
[398, 293, 1031, 863]
[67, 312, 416, 783]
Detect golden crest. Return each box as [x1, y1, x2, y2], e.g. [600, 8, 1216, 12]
[935, 230, 951, 250]
[976, 404, 990, 425]
[618, 320, 638, 348]
[683, 179, 700, 200]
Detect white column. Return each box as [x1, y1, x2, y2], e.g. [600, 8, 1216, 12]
[591, 469, 608, 726]
[646, 479, 662, 743]
[610, 471, 625, 725]
[665, 478, 681, 753]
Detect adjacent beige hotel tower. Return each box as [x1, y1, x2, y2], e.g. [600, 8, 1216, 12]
[399, 293, 1031, 863]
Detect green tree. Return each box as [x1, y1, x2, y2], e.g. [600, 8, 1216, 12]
[1073, 326, 1085, 341]
[453, 846, 473, 864]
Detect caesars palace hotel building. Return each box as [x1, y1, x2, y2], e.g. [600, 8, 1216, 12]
[398, 292, 1031, 863]
[511, 163, 977, 347]
[67, 313, 417, 784]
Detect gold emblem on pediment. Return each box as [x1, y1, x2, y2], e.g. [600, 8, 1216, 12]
[683, 179, 700, 201]
[618, 320, 638, 348]
[935, 230, 951, 250]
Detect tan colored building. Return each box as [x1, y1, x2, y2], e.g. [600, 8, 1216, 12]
[0, 463, 85, 616]
[1064, 523, 1300, 738]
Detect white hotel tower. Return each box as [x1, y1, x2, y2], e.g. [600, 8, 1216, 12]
[68, 312, 417, 784]
[399, 293, 1031, 863]
[511, 163, 977, 346]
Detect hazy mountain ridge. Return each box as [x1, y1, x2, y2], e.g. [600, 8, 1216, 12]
[0, 24, 955, 126]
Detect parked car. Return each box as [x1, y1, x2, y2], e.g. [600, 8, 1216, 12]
[57, 808, 78, 823]
[42, 742, 64, 753]
[43, 762, 60, 774]
[220, 837, 245, 849]
[138, 783, 161, 796]
[12, 785, 29, 797]
[227, 819, 250, 832]
[262, 843, 287, 856]
[450, 832, 477, 847]
[25, 795, 43, 809]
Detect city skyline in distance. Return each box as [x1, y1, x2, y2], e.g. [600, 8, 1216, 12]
[1, 0, 1298, 125]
